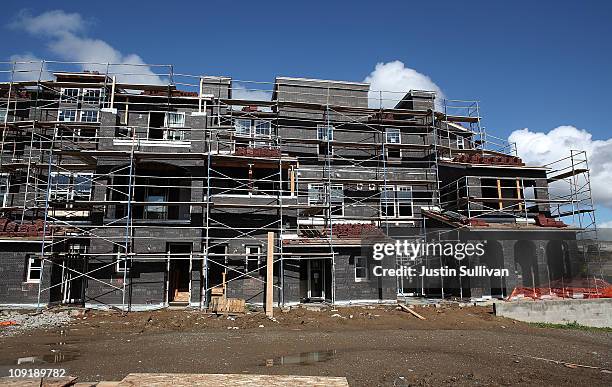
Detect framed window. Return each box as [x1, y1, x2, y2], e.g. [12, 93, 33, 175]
[456, 136, 465, 150]
[80, 110, 99, 123]
[317, 125, 334, 141]
[26, 255, 43, 283]
[0, 109, 7, 123]
[235, 119, 252, 136]
[164, 128, 184, 141]
[307, 184, 344, 216]
[380, 185, 413, 218]
[385, 128, 402, 158]
[58, 109, 77, 122]
[165, 112, 185, 128]
[49, 172, 71, 201]
[330, 184, 344, 216]
[385, 128, 401, 144]
[73, 173, 93, 200]
[355, 256, 368, 282]
[317, 125, 334, 155]
[60, 88, 79, 103]
[308, 184, 325, 206]
[50, 172, 92, 201]
[254, 120, 271, 137]
[0, 174, 9, 207]
[116, 256, 129, 272]
[380, 186, 396, 217]
[114, 245, 130, 273]
[396, 186, 413, 217]
[144, 185, 168, 220]
[82, 88, 102, 105]
[245, 246, 261, 273]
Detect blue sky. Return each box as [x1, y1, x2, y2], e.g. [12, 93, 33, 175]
[2, 0, 612, 224]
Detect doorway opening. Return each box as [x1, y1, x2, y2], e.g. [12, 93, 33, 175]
[49, 243, 87, 305]
[167, 243, 192, 304]
[304, 259, 331, 302]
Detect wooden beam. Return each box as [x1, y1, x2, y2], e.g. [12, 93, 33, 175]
[266, 232, 274, 317]
[398, 303, 426, 320]
[496, 179, 503, 210]
[290, 166, 295, 196]
[516, 179, 523, 212]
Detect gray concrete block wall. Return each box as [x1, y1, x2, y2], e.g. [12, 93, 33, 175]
[275, 78, 369, 108]
[333, 250, 397, 303]
[0, 242, 50, 306]
[495, 299, 612, 328]
[281, 259, 301, 304]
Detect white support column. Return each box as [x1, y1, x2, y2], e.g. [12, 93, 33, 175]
[198, 77, 204, 113]
[110, 76, 116, 109]
[266, 231, 274, 317]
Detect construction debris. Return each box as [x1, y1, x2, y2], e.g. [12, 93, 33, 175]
[398, 303, 426, 320]
[208, 298, 246, 314]
[0, 310, 73, 336]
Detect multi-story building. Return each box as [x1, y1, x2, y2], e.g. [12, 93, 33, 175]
[0, 62, 600, 310]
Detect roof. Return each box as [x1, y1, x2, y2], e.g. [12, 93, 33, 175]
[422, 210, 577, 231]
[274, 76, 369, 88]
[53, 71, 110, 82]
[439, 160, 548, 171]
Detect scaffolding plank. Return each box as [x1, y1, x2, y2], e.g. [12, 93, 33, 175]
[547, 168, 589, 182]
[435, 112, 480, 123]
[0, 377, 77, 387]
[555, 208, 594, 218]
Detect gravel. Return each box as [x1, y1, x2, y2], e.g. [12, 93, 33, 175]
[0, 309, 73, 336]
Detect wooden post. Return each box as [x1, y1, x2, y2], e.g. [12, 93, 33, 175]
[516, 179, 523, 212]
[496, 179, 503, 210]
[266, 232, 274, 317]
[290, 166, 295, 197]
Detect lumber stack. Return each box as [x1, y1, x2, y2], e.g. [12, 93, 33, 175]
[209, 297, 245, 314]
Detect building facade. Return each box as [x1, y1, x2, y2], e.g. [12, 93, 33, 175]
[0, 63, 599, 310]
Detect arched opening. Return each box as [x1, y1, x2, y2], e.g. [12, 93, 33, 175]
[546, 240, 572, 282]
[109, 162, 191, 221]
[483, 241, 505, 298]
[514, 240, 539, 288]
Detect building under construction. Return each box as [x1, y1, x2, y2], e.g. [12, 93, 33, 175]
[0, 61, 603, 311]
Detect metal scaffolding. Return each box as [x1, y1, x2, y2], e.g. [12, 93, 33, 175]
[0, 59, 602, 310]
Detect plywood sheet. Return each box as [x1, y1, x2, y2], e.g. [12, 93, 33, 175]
[117, 373, 349, 387]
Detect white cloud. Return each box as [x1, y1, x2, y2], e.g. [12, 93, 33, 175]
[599, 220, 612, 229]
[12, 9, 85, 37]
[363, 60, 444, 108]
[508, 125, 612, 216]
[229, 84, 272, 112]
[231, 84, 272, 101]
[10, 10, 163, 85]
[8, 54, 52, 82]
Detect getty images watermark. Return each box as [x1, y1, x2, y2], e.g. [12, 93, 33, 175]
[370, 240, 509, 278]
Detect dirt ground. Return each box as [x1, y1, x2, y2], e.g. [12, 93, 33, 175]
[1, 304, 611, 386]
